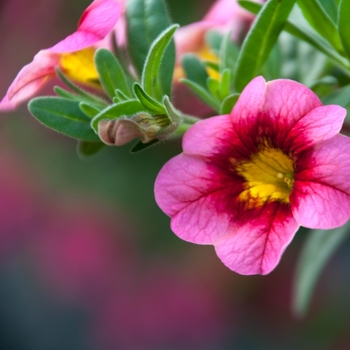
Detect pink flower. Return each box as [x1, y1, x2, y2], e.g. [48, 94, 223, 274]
[173, 0, 260, 116]
[155, 76, 350, 275]
[0, 0, 122, 111]
[174, 0, 255, 65]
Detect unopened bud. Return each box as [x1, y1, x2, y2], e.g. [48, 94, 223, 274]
[98, 112, 176, 146]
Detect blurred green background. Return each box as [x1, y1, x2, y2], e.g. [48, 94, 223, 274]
[1, 0, 350, 349]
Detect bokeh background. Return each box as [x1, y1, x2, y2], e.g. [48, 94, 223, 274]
[1, 0, 350, 349]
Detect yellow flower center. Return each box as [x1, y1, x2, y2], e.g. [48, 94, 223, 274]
[234, 147, 294, 209]
[60, 47, 99, 86]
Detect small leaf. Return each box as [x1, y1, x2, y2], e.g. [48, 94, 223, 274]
[205, 31, 223, 54]
[234, 0, 296, 92]
[141, 24, 179, 100]
[292, 225, 350, 317]
[55, 68, 107, 107]
[219, 69, 232, 100]
[126, 0, 174, 82]
[220, 93, 240, 114]
[180, 79, 220, 111]
[91, 99, 146, 132]
[77, 140, 105, 158]
[133, 83, 166, 114]
[182, 53, 209, 89]
[338, 0, 350, 59]
[296, 0, 343, 54]
[130, 138, 160, 153]
[94, 48, 130, 99]
[28, 97, 100, 141]
[79, 103, 101, 118]
[163, 96, 181, 124]
[321, 84, 350, 107]
[207, 77, 221, 100]
[219, 31, 239, 74]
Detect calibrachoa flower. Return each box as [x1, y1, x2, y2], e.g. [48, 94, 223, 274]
[155, 76, 350, 275]
[173, 0, 260, 116]
[0, 0, 122, 111]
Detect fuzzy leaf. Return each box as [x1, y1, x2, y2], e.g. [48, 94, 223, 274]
[182, 53, 209, 89]
[234, 0, 296, 92]
[126, 0, 174, 83]
[133, 83, 166, 114]
[141, 24, 178, 100]
[28, 97, 100, 141]
[180, 79, 220, 111]
[94, 48, 130, 99]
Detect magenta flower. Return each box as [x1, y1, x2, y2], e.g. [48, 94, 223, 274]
[0, 0, 122, 111]
[155, 76, 350, 275]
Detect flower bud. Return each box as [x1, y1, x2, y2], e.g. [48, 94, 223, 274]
[98, 112, 176, 146]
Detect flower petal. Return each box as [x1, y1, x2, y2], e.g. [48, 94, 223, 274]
[154, 153, 242, 244]
[261, 79, 322, 147]
[230, 75, 266, 124]
[214, 203, 298, 275]
[285, 105, 347, 153]
[50, 0, 122, 53]
[183, 115, 232, 157]
[0, 52, 59, 110]
[0, 0, 122, 110]
[292, 134, 350, 228]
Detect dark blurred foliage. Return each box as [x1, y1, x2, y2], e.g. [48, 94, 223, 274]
[0, 0, 350, 349]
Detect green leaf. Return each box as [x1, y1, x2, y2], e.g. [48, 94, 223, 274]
[55, 68, 107, 107]
[130, 138, 160, 153]
[28, 97, 100, 141]
[207, 77, 221, 100]
[219, 69, 232, 100]
[292, 225, 350, 317]
[180, 78, 220, 111]
[219, 31, 239, 74]
[91, 99, 146, 132]
[182, 53, 209, 89]
[220, 93, 240, 114]
[141, 24, 178, 100]
[338, 0, 350, 59]
[126, 0, 174, 81]
[133, 83, 166, 114]
[239, 1, 350, 69]
[94, 48, 130, 99]
[296, 0, 343, 54]
[163, 96, 181, 124]
[234, 0, 296, 92]
[79, 103, 101, 118]
[321, 84, 350, 107]
[262, 42, 282, 80]
[205, 31, 223, 54]
[77, 140, 105, 158]
[318, 0, 338, 23]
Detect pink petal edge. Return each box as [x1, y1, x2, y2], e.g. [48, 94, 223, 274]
[214, 203, 298, 275]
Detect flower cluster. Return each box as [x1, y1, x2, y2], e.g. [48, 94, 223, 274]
[1, 0, 350, 280]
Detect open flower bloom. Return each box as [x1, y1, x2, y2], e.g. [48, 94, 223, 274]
[0, 0, 122, 111]
[155, 76, 350, 275]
